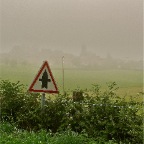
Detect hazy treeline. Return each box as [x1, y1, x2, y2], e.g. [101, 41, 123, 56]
[0, 46, 142, 70]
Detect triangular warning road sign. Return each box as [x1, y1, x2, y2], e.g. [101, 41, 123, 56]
[28, 61, 58, 93]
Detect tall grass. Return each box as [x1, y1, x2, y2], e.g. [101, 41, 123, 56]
[1, 123, 116, 144]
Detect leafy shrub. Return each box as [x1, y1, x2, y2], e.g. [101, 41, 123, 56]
[83, 86, 143, 143]
[0, 123, 116, 144]
[0, 80, 143, 143]
[0, 80, 40, 128]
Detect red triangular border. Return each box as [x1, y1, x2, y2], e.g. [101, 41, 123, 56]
[28, 61, 59, 93]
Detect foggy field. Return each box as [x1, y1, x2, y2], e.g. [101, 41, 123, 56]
[0, 1, 143, 143]
[0, 64, 143, 100]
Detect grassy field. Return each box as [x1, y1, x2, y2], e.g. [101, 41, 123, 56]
[0, 64, 143, 99]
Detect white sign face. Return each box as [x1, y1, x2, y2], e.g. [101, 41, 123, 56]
[28, 61, 58, 93]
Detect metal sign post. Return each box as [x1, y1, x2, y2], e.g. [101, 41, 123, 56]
[62, 56, 65, 94]
[41, 93, 45, 110]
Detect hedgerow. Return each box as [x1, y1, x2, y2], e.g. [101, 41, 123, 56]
[0, 80, 143, 143]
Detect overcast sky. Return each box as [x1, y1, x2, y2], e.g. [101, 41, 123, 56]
[1, 0, 143, 60]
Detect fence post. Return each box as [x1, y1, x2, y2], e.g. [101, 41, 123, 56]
[73, 91, 84, 102]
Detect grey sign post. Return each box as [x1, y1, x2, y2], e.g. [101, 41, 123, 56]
[41, 93, 45, 110]
[62, 56, 65, 94]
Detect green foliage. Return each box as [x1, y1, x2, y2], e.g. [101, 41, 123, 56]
[0, 80, 40, 126]
[0, 80, 143, 143]
[0, 123, 117, 144]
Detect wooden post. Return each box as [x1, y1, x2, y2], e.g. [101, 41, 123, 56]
[73, 91, 84, 102]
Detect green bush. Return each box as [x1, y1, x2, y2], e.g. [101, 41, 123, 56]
[0, 80, 143, 143]
[0, 80, 40, 129]
[0, 123, 117, 144]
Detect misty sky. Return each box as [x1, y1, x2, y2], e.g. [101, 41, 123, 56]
[1, 0, 143, 60]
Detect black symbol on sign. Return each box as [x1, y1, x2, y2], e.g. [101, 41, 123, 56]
[39, 70, 51, 89]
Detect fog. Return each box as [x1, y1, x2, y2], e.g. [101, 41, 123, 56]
[0, 0, 143, 61]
